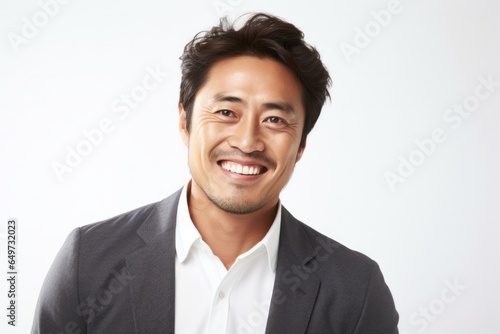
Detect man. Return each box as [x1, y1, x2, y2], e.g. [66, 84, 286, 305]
[32, 13, 399, 333]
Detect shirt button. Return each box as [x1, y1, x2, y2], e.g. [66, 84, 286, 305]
[218, 291, 225, 299]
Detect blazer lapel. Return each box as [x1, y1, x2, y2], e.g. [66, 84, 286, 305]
[265, 207, 321, 334]
[125, 190, 181, 333]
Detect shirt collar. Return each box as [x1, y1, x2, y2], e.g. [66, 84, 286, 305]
[175, 182, 201, 263]
[175, 181, 282, 272]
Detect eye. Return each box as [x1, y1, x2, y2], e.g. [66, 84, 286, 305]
[217, 109, 235, 117]
[265, 116, 287, 124]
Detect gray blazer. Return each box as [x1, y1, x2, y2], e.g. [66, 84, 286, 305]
[32, 189, 399, 333]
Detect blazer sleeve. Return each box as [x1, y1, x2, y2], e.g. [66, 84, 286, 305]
[353, 263, 399, 334]
[31, 228, 87, 334]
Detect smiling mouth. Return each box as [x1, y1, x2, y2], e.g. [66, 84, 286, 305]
[219, 161, 268, 175]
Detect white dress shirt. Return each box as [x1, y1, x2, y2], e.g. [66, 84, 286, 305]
[175, 183, 281, 334]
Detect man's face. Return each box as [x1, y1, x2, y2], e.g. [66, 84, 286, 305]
[179, 55, 305, 214]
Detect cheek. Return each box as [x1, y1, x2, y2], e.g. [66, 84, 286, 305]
[271, 136, 301, 161]
[188, 123, 223, 161]
[269, 148, 301, 180]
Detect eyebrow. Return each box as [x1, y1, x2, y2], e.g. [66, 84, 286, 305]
[211, 94, 296, 114]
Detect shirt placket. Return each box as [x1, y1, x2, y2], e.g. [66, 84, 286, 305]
[206, 258, 245, 334]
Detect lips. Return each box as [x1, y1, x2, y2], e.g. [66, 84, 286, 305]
[219, 161, 267, 175]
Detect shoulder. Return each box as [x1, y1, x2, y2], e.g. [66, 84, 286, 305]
[78, 200, 160, 244]
[303, 219, 375, 271]
[278, 208, 398, 331]
[77, 189, 181, 251]
[70, 190, 180, 288]
[279, 207, 389, 303]
[32, 192, 182, 333]
[281, 206, 378, 276]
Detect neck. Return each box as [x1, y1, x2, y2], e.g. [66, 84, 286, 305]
[186, 184, 278, 270]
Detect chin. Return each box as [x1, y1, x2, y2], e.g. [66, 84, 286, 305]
[209, 196, 266, 215]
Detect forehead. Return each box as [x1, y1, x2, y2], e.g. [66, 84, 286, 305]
[194, 56, 304, 113]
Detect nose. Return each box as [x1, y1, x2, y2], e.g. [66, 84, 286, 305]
[227, 116, 265, 153]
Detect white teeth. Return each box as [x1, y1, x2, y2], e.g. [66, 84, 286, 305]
[221, 162, 261, 175]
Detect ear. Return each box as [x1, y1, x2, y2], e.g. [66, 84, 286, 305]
[178, 104, 189, 147]
[295, 138, 307, 163]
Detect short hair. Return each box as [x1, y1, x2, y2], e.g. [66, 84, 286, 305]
[179, 13, 331, 147]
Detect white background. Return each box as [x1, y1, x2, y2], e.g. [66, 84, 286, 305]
[1, 0, 499, 333]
